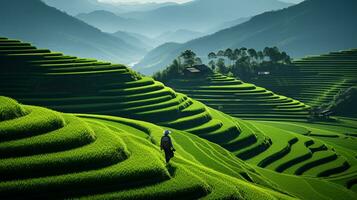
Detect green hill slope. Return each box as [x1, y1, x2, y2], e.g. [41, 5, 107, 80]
[166, 72, 310, 120]
[1, 37, 356, 198]
[252, 49, 357, 107]
[0, 37, 242, 147]
[2, 97, 357, 199]
[0, 96, 295, 199]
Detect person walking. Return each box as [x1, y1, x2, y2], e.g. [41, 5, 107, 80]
[160, 130, 175, 164]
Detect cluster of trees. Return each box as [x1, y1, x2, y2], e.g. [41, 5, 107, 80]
[153, 47, 292, 82]
[153, 50, 203, 82]
[207, 47, 292, 80]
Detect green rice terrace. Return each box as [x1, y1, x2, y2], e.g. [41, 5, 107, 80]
[1, 37, 357, 199]
[165, 72, 310, 120]
[0, 96, 295, 199]
[251, 49, 357, 107]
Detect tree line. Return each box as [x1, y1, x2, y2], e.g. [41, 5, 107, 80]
[153, 50, 203, 82]
[153, 47, 293, 82]
[207, 47, 292, 80]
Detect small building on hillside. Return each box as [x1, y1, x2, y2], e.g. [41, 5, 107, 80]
[258, 71, 271, 75]
[183, 64, 212, 77]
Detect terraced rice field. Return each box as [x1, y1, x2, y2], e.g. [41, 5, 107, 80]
[166, 72, 310, 120]
[1, 37, 357, 199]
[251, 49, 357, 106]
[2, 97, 357, 200]
[0, 96, 297, 199]
[243, 119, 357, 188]
[0, 37, 242, 143]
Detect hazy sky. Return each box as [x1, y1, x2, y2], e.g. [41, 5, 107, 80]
[99, 0, 305, 4]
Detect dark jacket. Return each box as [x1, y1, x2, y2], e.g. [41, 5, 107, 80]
[161, 135, 174, 151]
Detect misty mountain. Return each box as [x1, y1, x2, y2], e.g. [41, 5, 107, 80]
[78, 0, 292, 38]
[112, 30, 153, 50]
[134, 0, 357, 75]
[42, 0, 176, 16]
[207, 17, 251, 34]
[0, 0, 146, 64]
[42, 0, 125, 15]
[76, 10, 153, 33]
[108, 2, 178, 13]
[135, 42, 181, 72]
[155, 29, 205, 44]
[120, 0, 292, 35]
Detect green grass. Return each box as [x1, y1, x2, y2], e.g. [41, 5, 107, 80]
[0, 38, 242, 147]
[1, 37, 357, 199]
[166, 72, 310, 120]
[251, 49, 357, 106]
[0, 96, 301, 199]
[244, 119, 357, 190]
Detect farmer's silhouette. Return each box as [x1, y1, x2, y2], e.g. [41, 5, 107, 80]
[160, 130, 175, 164]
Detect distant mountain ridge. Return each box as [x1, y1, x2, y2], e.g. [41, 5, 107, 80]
[77, 0, 292, 37]
[76, 10, 152, 33]
[42, 0, 176, 15]
[135, 0, 357, 75]
[0, 0, 147, 64]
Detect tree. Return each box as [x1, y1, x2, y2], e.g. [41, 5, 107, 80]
[223, 48, 233, 66]
[257, 51, 264, 62]
[208, 60, 216, 71]
[281, 51, 291, 64]
[194, 57, 202, 65]
[217, 50, 225, 58]
[248, 48, 257, 60]
[216, 58, 227, 74]
[208, 52, 217, 60]
[180, 50, 196, 67]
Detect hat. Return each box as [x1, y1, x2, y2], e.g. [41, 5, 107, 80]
[163, 130, 172, 135]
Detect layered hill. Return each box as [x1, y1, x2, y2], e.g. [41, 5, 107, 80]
[42, 0, 176, 16]
[76, 10, 155, 34]
[119, 0, 292, 35]
[165, 72, 310, 120]
[0, 37, 243, 146]
[135, 0, 357, 75]
[42, 0, 126, 15]
[0, 37, 356, 198]
[77, 0, 291, 37]
[1, 84, 357, 200]
[0, 96, 293, 199]
[0, 0, 146, 64]
[252, 49, 357, 107]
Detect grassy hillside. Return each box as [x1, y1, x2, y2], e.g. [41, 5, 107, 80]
[0, 0, 146, 64]
[0, 96, 296, 199]
[0, 37, 243, 147]
[244, 119, 357, 188]
[2, 97, 357, 199]
[134, 0, 357, 75]
[1, 37, 357, 199]
[166, 72, 310, 120]
[252, 49, 357, 107]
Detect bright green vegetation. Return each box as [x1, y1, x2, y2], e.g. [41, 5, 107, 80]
[166, 72, 310, 120]
[244, 119, 357, 186]
[0, 37, 242, 143]
[0, 96, 298, 199]
[1, 37, 357, 199]
[252, 49, 357, 107]
[2, 97, 357, 200]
